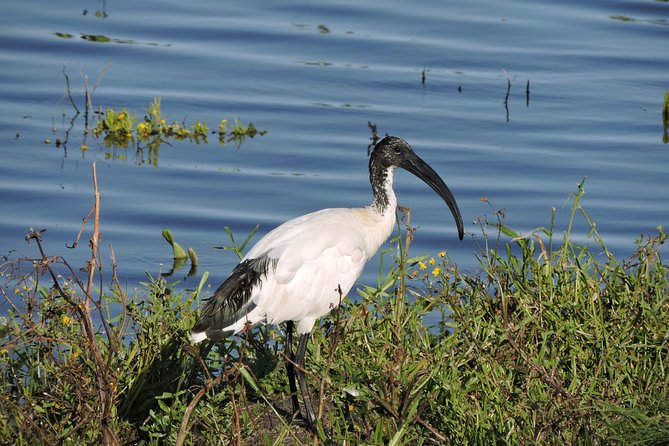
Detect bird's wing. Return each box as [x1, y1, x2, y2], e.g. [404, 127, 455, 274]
[192, 207, 383, 340]
[247, 209, 370, 332]
[191, 256, 276, 340]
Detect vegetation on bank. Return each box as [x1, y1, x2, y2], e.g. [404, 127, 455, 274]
[0, 176, 667, 445]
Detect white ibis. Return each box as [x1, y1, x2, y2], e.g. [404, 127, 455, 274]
[190, 136, 464, 428]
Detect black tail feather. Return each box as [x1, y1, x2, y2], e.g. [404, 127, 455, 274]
[192, 256, 275, 338]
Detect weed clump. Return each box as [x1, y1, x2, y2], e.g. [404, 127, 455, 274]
[93, 97, 266, 151]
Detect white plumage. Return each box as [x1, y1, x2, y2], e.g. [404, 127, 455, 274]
[223, 203, 395, 336]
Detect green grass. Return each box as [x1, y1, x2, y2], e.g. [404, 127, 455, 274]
[1, 179, 667, 445]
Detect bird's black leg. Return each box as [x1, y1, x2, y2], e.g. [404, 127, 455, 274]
[296, 333, 317, 428]
[284, 321, 301, 419]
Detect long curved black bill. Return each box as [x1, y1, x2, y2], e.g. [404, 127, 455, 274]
[400, 152, 464, 240]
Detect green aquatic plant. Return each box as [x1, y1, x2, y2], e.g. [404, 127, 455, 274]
[91, 97, 266, 152]
[162, 228, 188, 260]
[221, 117, 267, 147]
[55, 69, 266, 158]
[162, 228, 198, 276]
[92, 107, 136, 148]
[120, 97, 210, 144]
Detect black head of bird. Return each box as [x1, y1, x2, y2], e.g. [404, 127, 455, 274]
[369, 136, 464, 240]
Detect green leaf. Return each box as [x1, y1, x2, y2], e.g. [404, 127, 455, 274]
[187, 247, 198, 265]
[162, 228, 187, 259]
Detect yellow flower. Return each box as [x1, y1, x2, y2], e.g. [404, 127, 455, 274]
[481, 196, 488, 203]
[428, 258, 435, 266]
[62, 315, 72, 325]
[80, 144, 88, 151]
[438, 251, 446, 257]
[418, 261, 426, 270]
[432, 267, 441, 277]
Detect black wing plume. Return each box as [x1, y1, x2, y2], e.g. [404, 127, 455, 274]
[192, 256, 275, 340]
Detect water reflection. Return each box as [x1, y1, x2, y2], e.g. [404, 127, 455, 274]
[662, 90, 669, 144]
[83, 0, 108, 19]
[609, 15, 668, 26]
[293, 23, 332, 33]
[502, 71, 531, 123]
[52, 32, 167, 46]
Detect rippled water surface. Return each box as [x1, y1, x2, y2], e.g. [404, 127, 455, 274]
[1, 0, 667, 297]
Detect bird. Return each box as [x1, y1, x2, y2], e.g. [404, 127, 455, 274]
[189, 136, 464, 428]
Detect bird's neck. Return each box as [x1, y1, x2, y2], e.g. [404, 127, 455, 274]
[370, 166, 397, 215]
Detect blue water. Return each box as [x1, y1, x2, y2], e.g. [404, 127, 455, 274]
[1, 0, 667, 301]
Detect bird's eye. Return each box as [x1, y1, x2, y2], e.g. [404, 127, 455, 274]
[394, 146, 401, 154]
